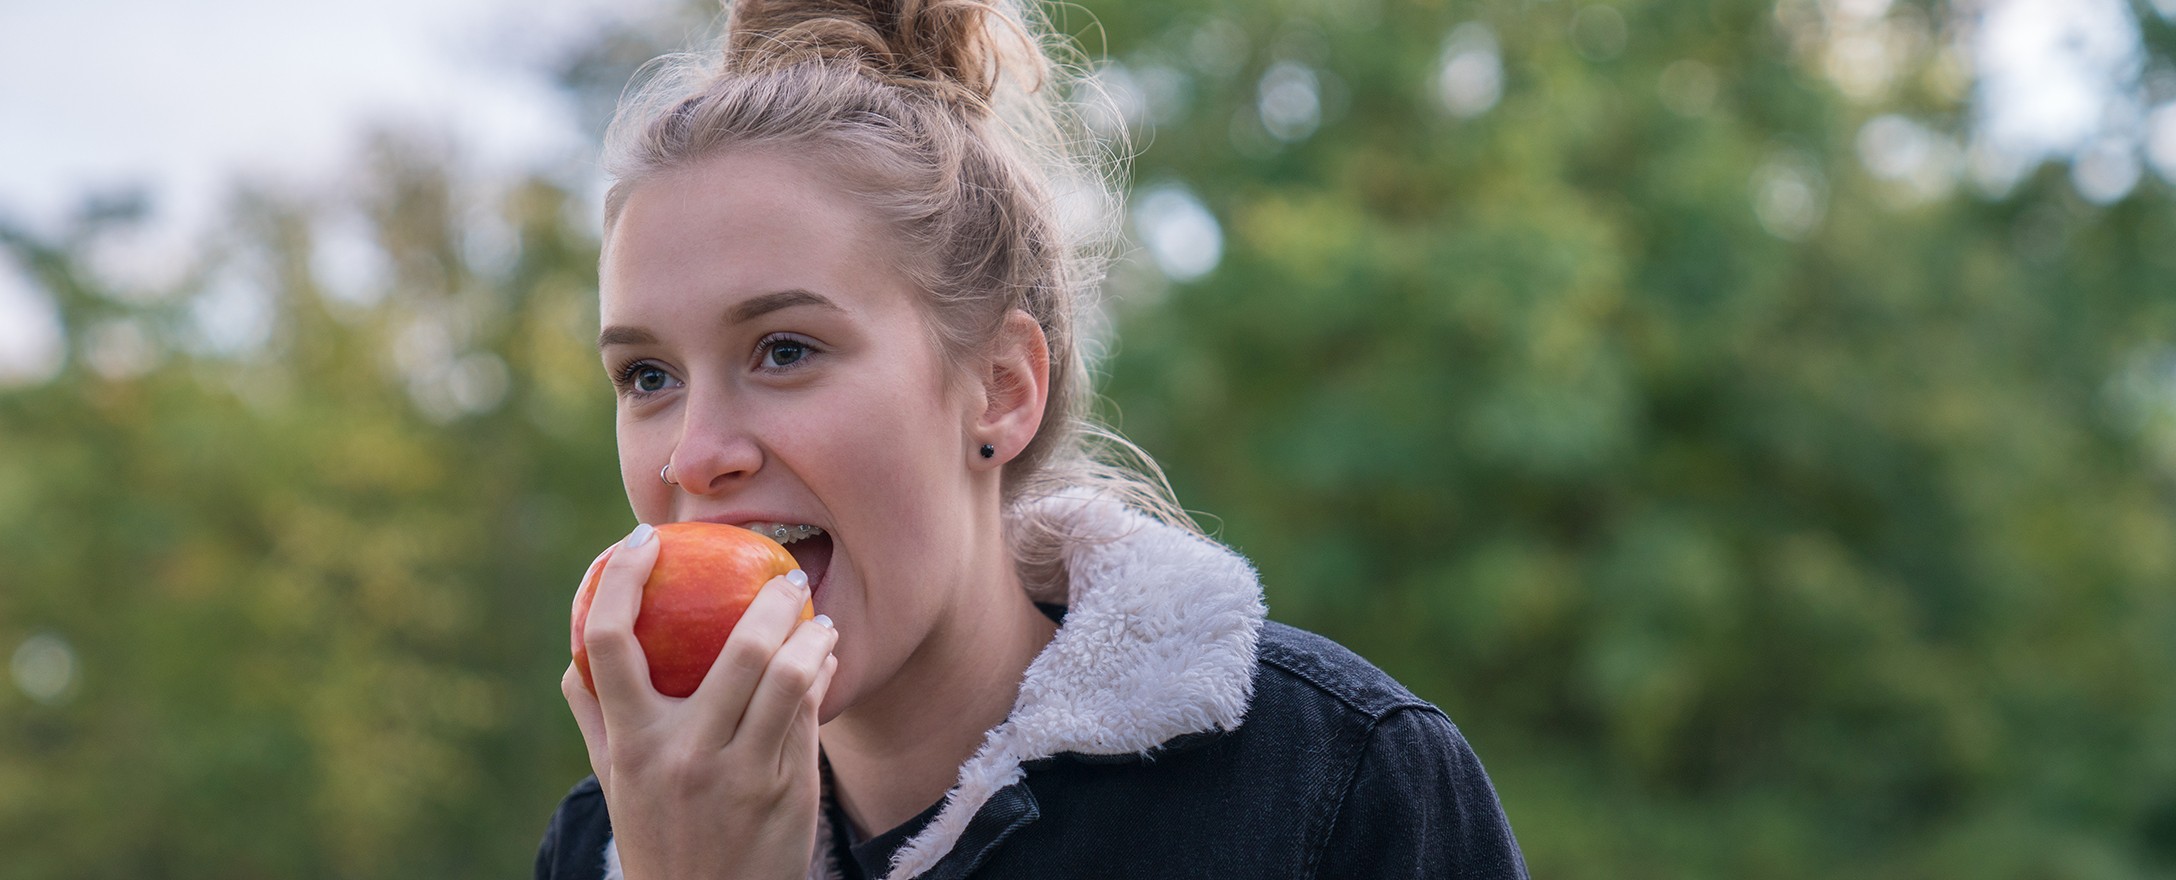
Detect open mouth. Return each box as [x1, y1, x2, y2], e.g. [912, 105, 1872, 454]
[745, 523, 833, 597]
[785, 531, 833, 596]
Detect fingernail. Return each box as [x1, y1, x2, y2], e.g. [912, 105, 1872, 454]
[786, 569, 809, 590]
[624, 523, 656, 548]
[812, 614, 834, 630]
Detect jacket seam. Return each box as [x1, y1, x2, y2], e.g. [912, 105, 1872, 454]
[1302, 709, 1386, 880]
[1258, 646, 1431, 722]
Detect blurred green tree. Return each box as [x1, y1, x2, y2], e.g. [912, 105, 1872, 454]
[0, 135, 625, 876]
[1090, 0, 2176, 876]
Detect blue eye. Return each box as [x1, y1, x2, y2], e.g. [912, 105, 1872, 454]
[757, 335, 817, 370]
[766, 340, 806, 367]
[611, 360, 678, 397]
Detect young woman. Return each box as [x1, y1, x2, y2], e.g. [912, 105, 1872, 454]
[534, 1, 1528, 877]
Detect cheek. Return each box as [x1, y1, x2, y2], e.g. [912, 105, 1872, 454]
[795, 378, 969, 586]
[617, 412, 673, 521]
[802, 376, 961, 501]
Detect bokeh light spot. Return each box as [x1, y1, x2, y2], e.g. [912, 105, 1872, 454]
[83, 318, 159, 380]
[1133, 183, 1223, 283]
[2149, 103, 2176, 183]
[1658, 60, 1718, 117]
[2072, 137, 2143, 203]
[11, 632, 79, 706]
[1751, 149, 1828, 241]
[1257, 61, 1322, 142]
[1435, 23, 1504, 118]
[1570, 5, 1628, 63]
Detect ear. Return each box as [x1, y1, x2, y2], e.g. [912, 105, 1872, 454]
[972, 309, 1051, 466]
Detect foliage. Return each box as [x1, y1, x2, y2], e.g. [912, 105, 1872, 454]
[1093, 0, 2176, 876]
[0, 140, 621, 876]
[3, 0, 2175, 877]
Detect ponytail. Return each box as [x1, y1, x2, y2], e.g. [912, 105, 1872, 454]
[721, 0, 1030, 115]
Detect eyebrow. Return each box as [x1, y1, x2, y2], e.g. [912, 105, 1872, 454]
[729, 289, 842, 324]
[596, 289, 844, 350]
[596, 325, 657, 349]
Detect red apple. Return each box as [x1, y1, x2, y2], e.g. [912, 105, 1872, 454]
[572, 522, 812, 698]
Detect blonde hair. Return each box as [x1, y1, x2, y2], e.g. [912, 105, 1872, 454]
[601, 0, 1199, 591]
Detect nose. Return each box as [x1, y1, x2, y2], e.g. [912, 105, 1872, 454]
[666, 389, 764, 496]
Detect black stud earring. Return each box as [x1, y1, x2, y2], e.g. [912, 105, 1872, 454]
[980, 443, 996, 459]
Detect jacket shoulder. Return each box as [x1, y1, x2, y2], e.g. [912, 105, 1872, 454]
[535, 775, 611, 880]
[954, 622, 1529, 878]
[1317, 705, 1530, 878]
[1254, 620, 1436, 722]
[1254, 622, 1530, 878]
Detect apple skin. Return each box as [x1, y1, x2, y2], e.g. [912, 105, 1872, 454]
[572, 522, 812, 698]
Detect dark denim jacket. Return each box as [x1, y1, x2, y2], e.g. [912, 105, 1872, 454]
[536, 621, 1528, 879]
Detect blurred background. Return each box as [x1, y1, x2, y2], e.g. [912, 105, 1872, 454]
[4, 0, 2175, 876]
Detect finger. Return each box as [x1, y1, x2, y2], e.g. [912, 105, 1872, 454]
[731, 615, 838, 755]
[778, 653, 836, 774]
[569, 546, 613, 652]
[573, 546, 612, 602]
[689, 572, 814, 737]
[583, 524, 664, 725]
[561, 663, 613, 790]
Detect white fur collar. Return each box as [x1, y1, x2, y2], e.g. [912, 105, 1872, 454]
[601, 493, 1267, 880]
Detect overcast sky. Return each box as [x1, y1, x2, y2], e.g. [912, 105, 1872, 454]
[0, 0, 653, 228]
[0, 0, 670, 380]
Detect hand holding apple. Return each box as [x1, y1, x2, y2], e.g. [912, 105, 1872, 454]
[562, 521, 839, 880]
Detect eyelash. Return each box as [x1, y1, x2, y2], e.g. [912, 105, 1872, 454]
[608, 334, 821, 400]
[610, 360, 670, 398]
[753, 333, 818, 371]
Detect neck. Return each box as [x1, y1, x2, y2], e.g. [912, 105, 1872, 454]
[819, 548, 1057, 840]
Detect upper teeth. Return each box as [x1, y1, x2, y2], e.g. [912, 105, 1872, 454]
[747, 522, 824, 544]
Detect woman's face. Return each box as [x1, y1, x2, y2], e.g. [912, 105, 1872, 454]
[598, 149, 986, 719]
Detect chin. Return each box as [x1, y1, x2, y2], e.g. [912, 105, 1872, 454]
[816, 673, 854, 725]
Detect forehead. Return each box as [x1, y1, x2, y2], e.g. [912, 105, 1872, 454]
[601, 150, 911, 324]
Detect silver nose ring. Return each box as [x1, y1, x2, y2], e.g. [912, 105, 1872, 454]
[659, 463, 678, 486]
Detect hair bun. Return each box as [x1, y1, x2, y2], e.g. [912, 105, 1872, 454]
[723, 0, 1027, 113]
